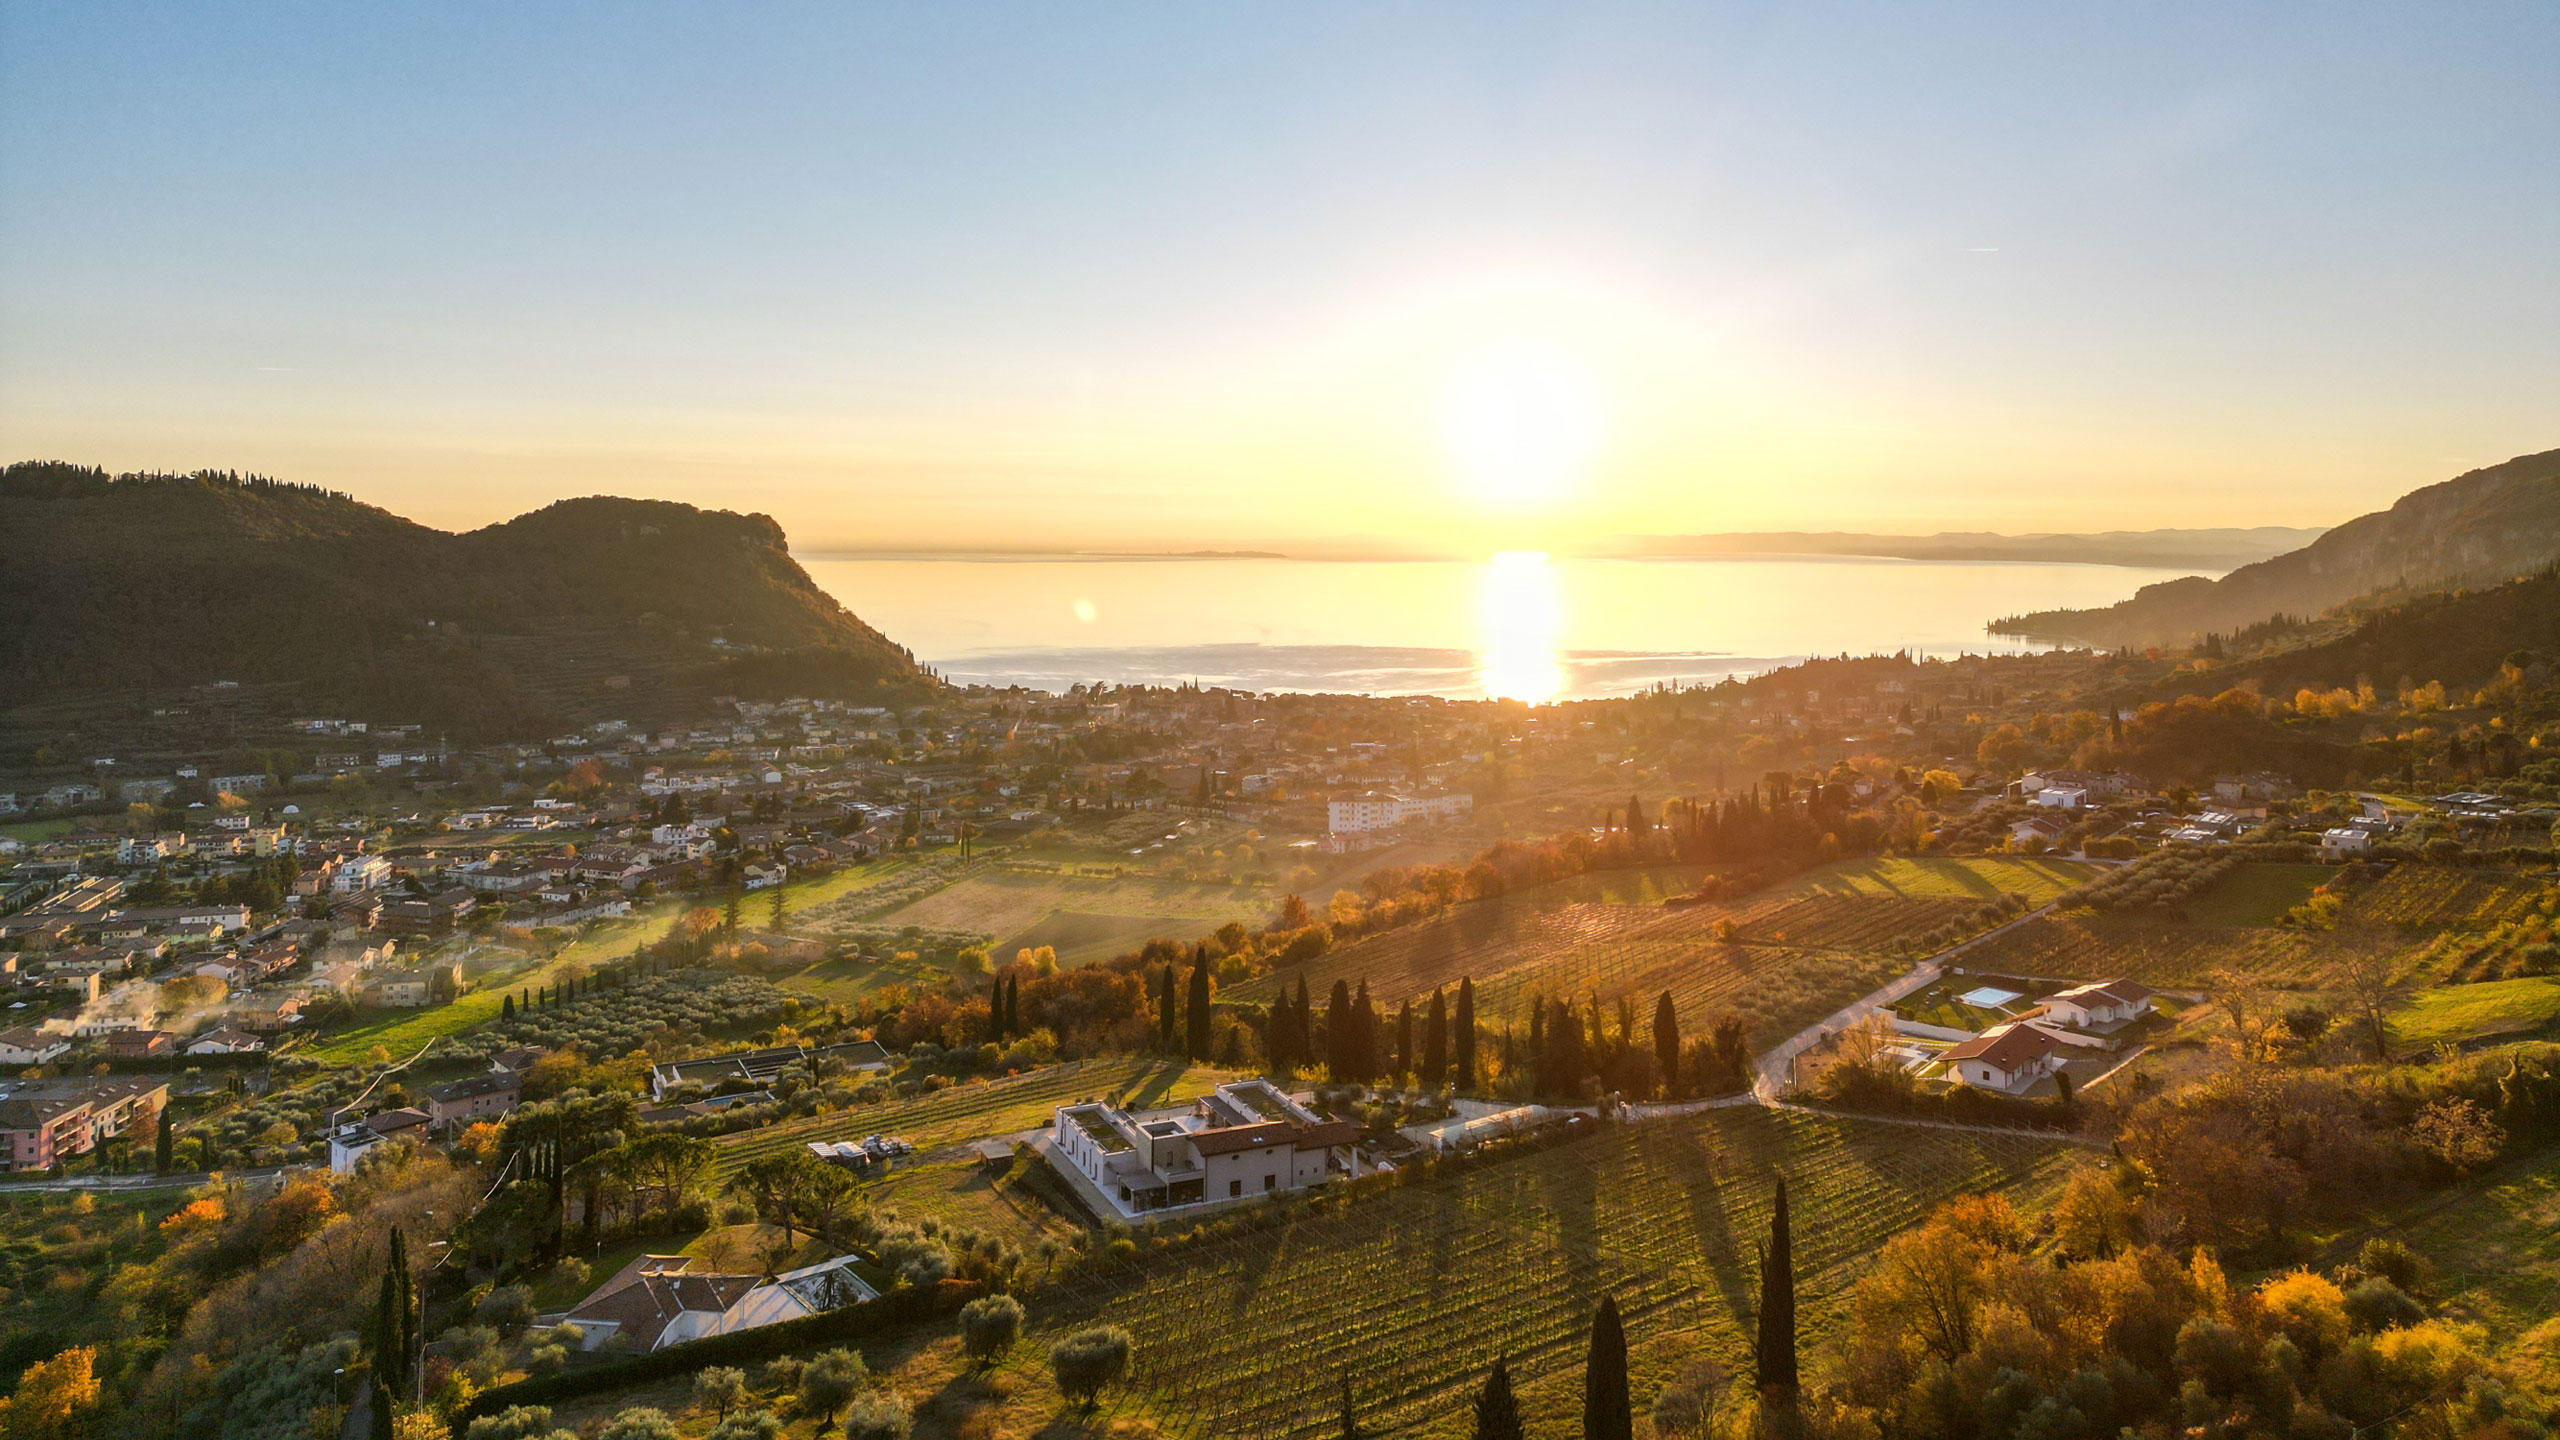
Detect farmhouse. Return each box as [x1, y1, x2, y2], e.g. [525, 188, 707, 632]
[1049, 1078, 1359, 1214]
[1940, 1024, 2067, 1094]
[2319, 827, 2373, 859]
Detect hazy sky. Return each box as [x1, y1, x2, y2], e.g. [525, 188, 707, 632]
[3, 3, 2554, 554]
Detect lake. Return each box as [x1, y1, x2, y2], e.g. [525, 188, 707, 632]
[798, 552, 2191, 703]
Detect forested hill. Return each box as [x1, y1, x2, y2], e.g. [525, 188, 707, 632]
[0, 462, 927, 737]
[1991, 447, 2560, 647]
[2233, 564, 2560, 696]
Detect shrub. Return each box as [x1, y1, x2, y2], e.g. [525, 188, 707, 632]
[796, 1347, 868, 1424]
[840, 1394, 913, 1440]
[2343, 1278, 2426, 1334]
[474, 1284, 536, 1337]
[595, 1409, 681, 1440]
[465, 1408, 563, 1440]
[1051, 1325, 1133, 1410]
[706, 1412, 786, 1440]
[959, 1294, 1025, 1367]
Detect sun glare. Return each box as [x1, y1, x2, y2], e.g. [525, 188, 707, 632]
[1478, 549, 1564, 704]
[1439, 340, 1603, 510]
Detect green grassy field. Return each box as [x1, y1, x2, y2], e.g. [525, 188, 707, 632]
[2180, 862, 2333, 926]
[2389, 975, 2560, 1050]
[869, 865, 1272, 964]
[709, 1056, 1244, 1178]
[2321, 1144, 2560, 1400]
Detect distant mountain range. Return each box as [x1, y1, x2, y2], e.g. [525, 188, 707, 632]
[1612, 526, 2326, 570]
[0, 462, 926, 738]
[1991, 448, 2560, 647]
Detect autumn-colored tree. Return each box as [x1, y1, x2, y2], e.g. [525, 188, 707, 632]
[0, 1346, 101, 1438]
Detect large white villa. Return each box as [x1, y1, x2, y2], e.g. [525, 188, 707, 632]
[1049, 1078, 1360, 1214]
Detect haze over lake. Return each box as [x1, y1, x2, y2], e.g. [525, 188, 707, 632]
[802, 553, 2197, 703]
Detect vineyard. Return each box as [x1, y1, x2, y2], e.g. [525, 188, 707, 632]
[708, 1056, 1243, 1178]
[1005, 1105, 2092, 1440]
[1225, 858, 2094, 1044]
[1954, 909, 2401, 991]
[2344, 865, 2552, 932]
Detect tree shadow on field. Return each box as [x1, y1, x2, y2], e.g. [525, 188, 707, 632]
[1113, 1061, 1197, 1110]
[1679, 1114, 1763, 1329]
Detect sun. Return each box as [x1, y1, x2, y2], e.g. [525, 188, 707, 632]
[1439, 339, 1604, 509]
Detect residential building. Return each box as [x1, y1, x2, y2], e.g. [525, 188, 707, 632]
[183, 1026, 267, 1056]
[1326, 791, 1473, 836]
[1941, 1026, 2067, 1094]
[423, 1072, 522, 1127]
[555, 1252, 876, 1353]
[327, 1107, 430, 1173]
[1048, 1078, 1358, 1213]
[0, 1027, 70, 1067]
[2320, 827, 2374, 859]
[2034, 980, 2156, 1030]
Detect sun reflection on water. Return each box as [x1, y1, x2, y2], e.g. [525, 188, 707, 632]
[1478, 550, 1563, 703]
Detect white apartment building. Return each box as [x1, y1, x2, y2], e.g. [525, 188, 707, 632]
[1326, 790, 1473, 836]
[1050, 1079, 1359, 1215]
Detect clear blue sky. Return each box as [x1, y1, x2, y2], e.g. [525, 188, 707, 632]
[2, 3, 2553, 550]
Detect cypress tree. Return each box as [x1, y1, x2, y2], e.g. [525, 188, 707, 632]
[501, 993, 515, 1023]
[1157, 966, 1179, 1050]
[1474, 1356, 1524, 1440]
[1585, 1293, 1633, 1440]
[1454, 977, 1477, 1090]
[1654, 992, 1681, 1099]
[1339, 1368, 1359, 1438]
[1325, 980, 1354, 1082]
[990, 974, 1006, 1040]
[1185, 949, 1213, 1060]
[1293, 976, 1312, 1065]
[1756, 1178, 1798, 1397]
[154, 1116, 173, 1174]
[1353, 980, 1378, 1081]
[1422, 988, 1448, 1089]
[1004, 975, 1020, 1038]
[1393, 1000, 1414, 1085]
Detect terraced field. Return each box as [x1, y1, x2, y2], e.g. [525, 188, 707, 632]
[708, 1056, 1243, 1178]
[1226, 857, 2092, 1043]
[1012, 1105, 2092, 1440]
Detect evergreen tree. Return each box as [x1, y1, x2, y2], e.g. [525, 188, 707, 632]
[501, 993, 515, 1023]
[1586, 1294, 1633, 1440]
[1473, 1356, 1524, 1440]
[1185, 948, 1213, 1060]
[1756, 1178, 1798, 1397]
[371, 1226, 415, 1397]
[1325, 980, 1354, 1082]
[154, 1115, 173, 1174]
[1393, 1000, 1414, 1085]
[1654, 992, 1681, 1099]
[1422, 988, 1448, 1088]
[1352, 980, 1378, 1081]
[1626, 792, 1645, 836]
[990, 975, 1007, 1040]
[1004, 975, 1021, 1038]
[1157, 966, 1179, 1050]
[1339, 1368, 1359, 1438]
[1455, 977, 1476, 1090]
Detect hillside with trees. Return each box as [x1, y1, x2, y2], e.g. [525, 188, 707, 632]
[0, 462, 927, 737]
[1993, 448, 2560, 647]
